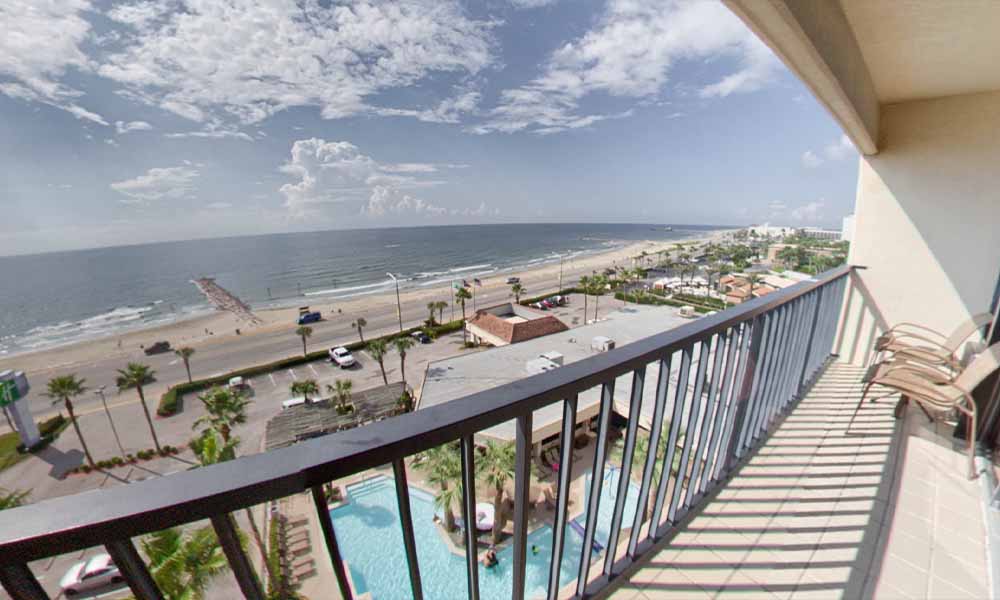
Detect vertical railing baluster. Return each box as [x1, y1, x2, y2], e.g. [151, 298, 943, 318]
[392, 457, 423, 600]
[698, 326, 739, 493]
[512, 414, 533, 600]
[791, 292, 820, 400]
[686, 332, 727, 500]
[766, 301, 797, 422]
[628, 356, 670, 557]
[763, 304, 793, 432]
[311, 486, 354, 600]
[105, 538, 166, 600]
[786, 294, 814, 402]
[671, 338, 711, 518]
[211, 514, 265, 600]
[603, 367, 646, 576]
[736, 313, 773, 454]
[711, 322, 749, 481]
[576, 380, 615, 596]
[547, 396, 578, 600]
[750, 308, 784, 441]
[0, 564, 49, 600]
[647, 347, 691, 540]
[730, 315, 766, 465]
[460, 436, 480, 600]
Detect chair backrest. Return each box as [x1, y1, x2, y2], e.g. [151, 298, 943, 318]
[954, 342, 1000, 394]
[944, 312, 994, 352]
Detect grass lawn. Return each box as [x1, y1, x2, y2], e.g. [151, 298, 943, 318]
[0, 414, 69, 473]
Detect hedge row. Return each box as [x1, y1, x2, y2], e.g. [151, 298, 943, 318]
[16, 414, 69, 454]
[157, 320, 464, 416]
[66, 445, 181, 475]
[518, 287, 582, 307]
[614, 291, 713, 314]
[672, 292, 727, 310]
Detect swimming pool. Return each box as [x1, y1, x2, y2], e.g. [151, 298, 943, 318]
[329, 467, 639, 599]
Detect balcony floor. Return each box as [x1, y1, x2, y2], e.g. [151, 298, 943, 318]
[612, 361, 990, 599]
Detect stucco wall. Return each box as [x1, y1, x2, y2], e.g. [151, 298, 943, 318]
[836, 91, 1000, 363]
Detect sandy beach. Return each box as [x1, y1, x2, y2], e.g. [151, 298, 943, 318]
[0, 231, 731, 380]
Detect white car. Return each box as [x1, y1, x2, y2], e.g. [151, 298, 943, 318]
[60, 554, 123, 596]
[282, 396, 308, 410]
[329, 346, 356, 368]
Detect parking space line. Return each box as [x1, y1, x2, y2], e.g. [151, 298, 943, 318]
[268, 374, 276, 386]
[308, 364, 319, 376]
[288, 369, 297, 380]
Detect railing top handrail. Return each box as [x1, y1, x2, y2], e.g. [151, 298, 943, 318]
[0, 265, 850, 563]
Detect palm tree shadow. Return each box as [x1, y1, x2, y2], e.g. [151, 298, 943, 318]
[35, 446, 84, 479]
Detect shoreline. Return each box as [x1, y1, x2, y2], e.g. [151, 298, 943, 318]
[0, 230, 732, 374]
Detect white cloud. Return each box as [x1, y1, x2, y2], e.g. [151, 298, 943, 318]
[115, 120, 153, 134]
[801, 150, 822, 168]
[474, 0, 779, 134]
[98, 1, 496, 126]
[791, 200, 825, 222]
[106, 0, 173, 29]
[510, 0, 557, 7]
[824, 134, 855, 160]
[376, 91, 481, 124]
[165, 125, 253, 142]
[279, 138, 483, 220]
[205, 201, 232, 209]
[0, 1, 109, 125]
[110, 165, 199, 203]
[802, 134, 856, 168]
[362, 187, 446, 217]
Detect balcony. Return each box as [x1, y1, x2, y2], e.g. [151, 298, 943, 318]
[1, 265, 990, 600]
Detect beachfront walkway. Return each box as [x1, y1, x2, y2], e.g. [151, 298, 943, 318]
[612, 362, 990, 599]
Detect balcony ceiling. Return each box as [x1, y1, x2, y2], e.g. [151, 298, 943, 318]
[840, 0, 1000, 104]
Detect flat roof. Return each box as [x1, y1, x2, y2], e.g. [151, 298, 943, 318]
[265, 382, 405, 450]
[418, 305, 700, 442]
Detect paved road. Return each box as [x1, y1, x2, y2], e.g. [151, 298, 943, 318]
[0, 267, 597, 427]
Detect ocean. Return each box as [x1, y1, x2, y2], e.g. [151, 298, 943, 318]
[0, 223, 721, 356]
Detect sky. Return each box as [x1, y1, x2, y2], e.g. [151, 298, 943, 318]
[0, 0, 860, 257]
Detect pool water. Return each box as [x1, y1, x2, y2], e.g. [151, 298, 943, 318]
[330, 468, 639, 599]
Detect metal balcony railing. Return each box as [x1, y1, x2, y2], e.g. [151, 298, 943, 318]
[0, 266, 850, 600]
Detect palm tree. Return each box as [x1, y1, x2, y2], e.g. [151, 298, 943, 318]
[579, 275, 591, 322]
[747, 273, 763, 298]
[591, 275, 606, 321]
[368, 338, 389, 385]
[140, 527, 228, 600]
[455, 287, 472, 343]
[435, 301, 448, 324]
[327, 379, 353, 412]
[44, 375, 94, 468]
[295, 325, 313, 357]
[191, 400, 271, 587]
[477, 441, 515, 543]
[193, 387, 251, 444]
[0, 488, 29, 510]
[427, 301, 438, 325]
[116, 363, 161, 453]
[510, 282, 525, 304]
[290, 379, 319, 403]
[175, 347, 196, 383]
[392, 336, 415, 389]
[352, 318, 367, 344]
[420, 444, 462, 532]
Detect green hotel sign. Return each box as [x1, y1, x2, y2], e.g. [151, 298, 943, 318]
[0, 380, 17, 408]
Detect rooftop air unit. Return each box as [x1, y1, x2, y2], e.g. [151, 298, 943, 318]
[591, 336, 615, 352]
[539, 351, 564, 366]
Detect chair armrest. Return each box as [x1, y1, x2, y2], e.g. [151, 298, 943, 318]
[884, 322, 948, 340]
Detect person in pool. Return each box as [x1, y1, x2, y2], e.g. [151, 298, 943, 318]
[483, 548, 498, 568]
[531, 545, 540, 555]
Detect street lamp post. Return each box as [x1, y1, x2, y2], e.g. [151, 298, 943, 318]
[96, 385, 126, 459]
[387, 273, 403, 333]
[558, 255, 564, 293]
